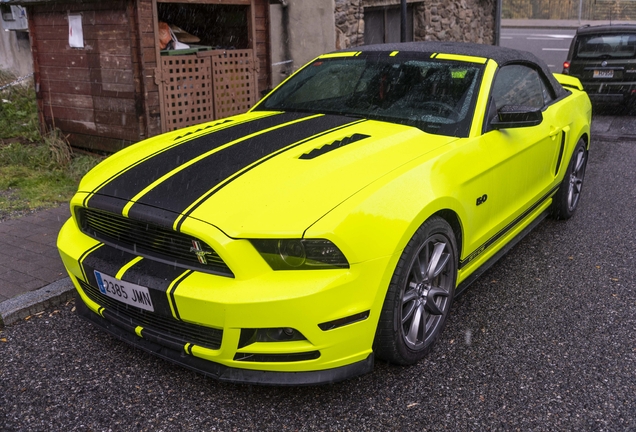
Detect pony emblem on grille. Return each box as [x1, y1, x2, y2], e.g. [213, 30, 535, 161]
[190, 240, 214, 264]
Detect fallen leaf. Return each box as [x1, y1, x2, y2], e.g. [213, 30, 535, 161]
[0, 338, 7, 342]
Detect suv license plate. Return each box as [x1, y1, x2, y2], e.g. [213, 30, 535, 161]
[593, 70, 614, 78]
[94, 270, 155, 312]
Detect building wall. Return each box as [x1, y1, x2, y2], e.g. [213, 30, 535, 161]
[271, 0, 496, 86]
[0, 30, 33, 77]
[270, 0, 336, 87]
[334, 0, 495, 49]
[416, 0, 495, 44]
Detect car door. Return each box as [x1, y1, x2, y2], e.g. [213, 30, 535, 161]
[457, 64, 562, 262]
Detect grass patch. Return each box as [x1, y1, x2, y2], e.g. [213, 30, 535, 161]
[0, 71, 40, 143]
[0, 142, 102, 218]
[1, 71, 103, 219]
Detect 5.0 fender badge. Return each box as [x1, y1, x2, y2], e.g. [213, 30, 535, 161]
[476, 194, 488, 206]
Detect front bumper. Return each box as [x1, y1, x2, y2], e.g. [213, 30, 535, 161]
[58, 218, 391, 385]
[75, 298, 374, 385]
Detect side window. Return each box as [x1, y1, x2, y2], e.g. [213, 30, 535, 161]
[491, 65, 551, 110]
[539, 78, 554, 106]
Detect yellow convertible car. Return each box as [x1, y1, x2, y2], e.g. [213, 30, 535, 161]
[58, 42, 591, 385]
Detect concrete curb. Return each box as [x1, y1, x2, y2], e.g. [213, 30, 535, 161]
[0, 278, 75, 327]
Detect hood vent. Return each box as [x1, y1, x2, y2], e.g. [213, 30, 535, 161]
[299, 133, 370, 160]
[173, 119, 233, 141]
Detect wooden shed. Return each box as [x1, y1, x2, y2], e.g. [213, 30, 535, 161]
[15, 0, 271, 152]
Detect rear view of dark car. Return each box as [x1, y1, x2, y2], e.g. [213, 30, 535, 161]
[563, 24, 636, 109]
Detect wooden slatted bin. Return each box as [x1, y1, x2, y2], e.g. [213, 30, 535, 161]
[161, 55, 213, 131]
[205, 49, 259, 119]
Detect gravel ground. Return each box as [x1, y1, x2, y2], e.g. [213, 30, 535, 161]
[1, 139, 635, 431]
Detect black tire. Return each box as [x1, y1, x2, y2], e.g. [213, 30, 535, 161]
[550, 139, 588, 220]
[374, 216, 457, 365]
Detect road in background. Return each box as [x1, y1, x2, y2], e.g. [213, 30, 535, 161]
[500, 28, 576, 72]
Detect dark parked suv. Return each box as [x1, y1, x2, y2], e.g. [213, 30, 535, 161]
[563, 24, 636, 108]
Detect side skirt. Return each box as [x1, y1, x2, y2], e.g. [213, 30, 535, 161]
[454, 210, 548, 298]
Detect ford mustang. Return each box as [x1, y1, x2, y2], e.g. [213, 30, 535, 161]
[57, 42, 592, 385]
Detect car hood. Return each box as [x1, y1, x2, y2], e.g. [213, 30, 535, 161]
[81, 112, 456, 237]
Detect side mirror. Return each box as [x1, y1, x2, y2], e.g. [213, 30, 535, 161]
[491, 105, 543, 129]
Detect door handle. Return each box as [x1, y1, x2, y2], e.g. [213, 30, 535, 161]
[549, 126, 561, 139]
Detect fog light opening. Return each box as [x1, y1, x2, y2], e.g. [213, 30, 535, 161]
[239, 327, 307, 347]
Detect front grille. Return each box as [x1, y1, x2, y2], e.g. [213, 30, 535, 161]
[80, 280, 223, 350]
[77, 207, 233, 277]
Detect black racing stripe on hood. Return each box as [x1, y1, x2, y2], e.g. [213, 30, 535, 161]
[174, 118, 367, 230]
[87, 112, 308, 213]
[127, 114, 357, 225]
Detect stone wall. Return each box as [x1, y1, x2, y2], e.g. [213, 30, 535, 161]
[334, 0, 364, 49]
[334, 0, 495, 50]
[415, 0, 494, 44]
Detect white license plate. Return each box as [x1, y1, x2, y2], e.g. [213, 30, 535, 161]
[593, 70, 614, 78]
[94, 270, 154, 312]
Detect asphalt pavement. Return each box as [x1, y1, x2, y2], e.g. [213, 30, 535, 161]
[1, 135, 634, 430]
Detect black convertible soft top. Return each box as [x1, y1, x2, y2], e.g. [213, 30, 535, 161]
[340, 41, 568, 99]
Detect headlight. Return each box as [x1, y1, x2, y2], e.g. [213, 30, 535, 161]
[250, 239, 349, 270]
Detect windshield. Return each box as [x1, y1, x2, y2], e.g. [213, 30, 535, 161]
[575, 33, 636, 59]
[255, 56, 484, 137]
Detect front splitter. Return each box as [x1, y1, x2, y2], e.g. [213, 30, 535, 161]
[75, 295, 374, 386]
